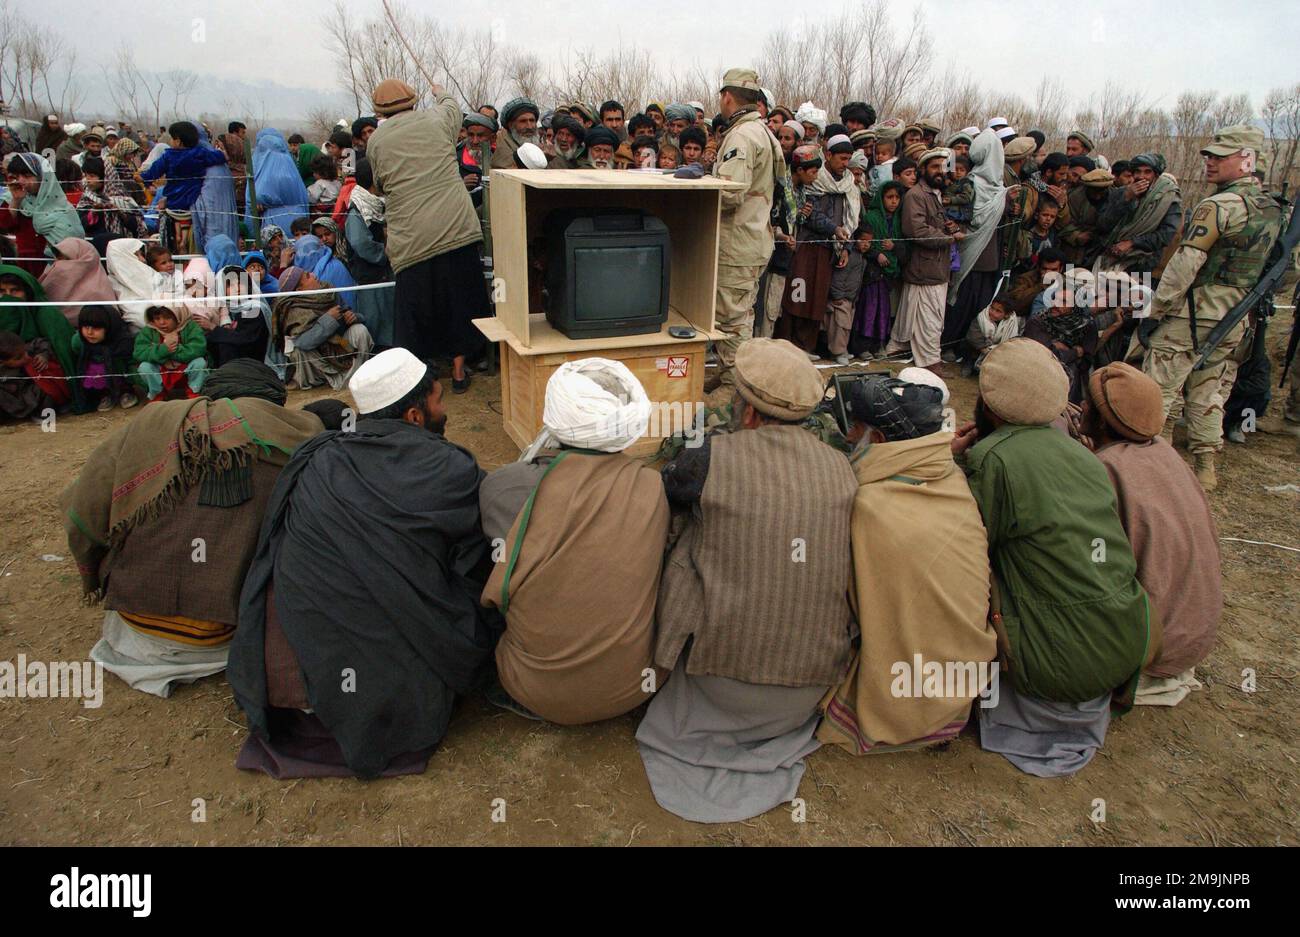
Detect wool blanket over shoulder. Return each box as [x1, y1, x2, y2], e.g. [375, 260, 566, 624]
[60, 396, 323, 598]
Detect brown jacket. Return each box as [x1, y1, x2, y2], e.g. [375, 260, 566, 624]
[901, 178, 954, 285]
[482, 452, 669, 724]
[656, 425, 856, 687]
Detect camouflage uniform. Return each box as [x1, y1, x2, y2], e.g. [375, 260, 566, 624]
[1142, 127, 1282, 481]
[711, 68, 782, 389]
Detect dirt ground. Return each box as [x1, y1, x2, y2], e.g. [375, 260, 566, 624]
[1, 329, 1297, 847]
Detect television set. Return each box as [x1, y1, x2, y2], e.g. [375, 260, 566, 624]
[542, 209, 671, 339]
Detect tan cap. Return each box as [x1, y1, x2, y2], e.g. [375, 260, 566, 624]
[1081, 168, 1115, 188]
[372, 78, 417, 117]
[734, 338, 825, 421]
[918, 147, 951, 167]
[979, 338, 1069, 426]
[1003, 136, 1036, 160]
[903, 141, 928, 161]
[1067, 129, 1095, 151]
[1201, 124, 1265, 157]
[719, 68, 762, 93]
[1088, 362, 1165, 442]
[917, 117, 942, 135]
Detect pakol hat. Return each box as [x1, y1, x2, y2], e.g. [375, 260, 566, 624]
[1081, 168, 1115, 188]
[372, 78, 417, 117]
[1003, 136, 1036, 160]
[1067, 129, 1095, 151]
[734, 338, 825, 421]
[918, 147, 951, 167]
[349, 348, 430, 415]
[978, 338, 1068, 426]
[1088, 362, 1165, 441]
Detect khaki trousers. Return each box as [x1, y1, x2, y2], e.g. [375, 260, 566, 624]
[1142, 316, 1243, 455]
[714, 263, 765, 386]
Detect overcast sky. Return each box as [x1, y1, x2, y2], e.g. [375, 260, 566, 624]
[40, 0, 1300, 118]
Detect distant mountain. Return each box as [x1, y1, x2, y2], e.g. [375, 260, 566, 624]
[74, 71, 356, 128]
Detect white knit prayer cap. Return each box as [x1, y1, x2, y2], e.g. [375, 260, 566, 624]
[349, 348, 429, 415]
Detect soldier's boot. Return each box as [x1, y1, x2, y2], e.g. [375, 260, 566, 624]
[1194, 453, 1218, 492]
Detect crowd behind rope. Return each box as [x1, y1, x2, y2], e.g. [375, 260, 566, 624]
[3, 68, 1297, 824]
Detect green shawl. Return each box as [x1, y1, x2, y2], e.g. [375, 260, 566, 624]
[0, 153, 86, 249]
[0, 263, 78, 380]
[295, 143, 322, 185]
[862, 181, 906, 279]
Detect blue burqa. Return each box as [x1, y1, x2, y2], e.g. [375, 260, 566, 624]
[191, 121, 239, 252]
[248, 129, 309, 237]
[294, 234, 357, 309]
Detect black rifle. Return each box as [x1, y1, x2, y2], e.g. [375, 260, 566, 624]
[1194, 185, 1298, 369]
[1280, 277, 1300, 388]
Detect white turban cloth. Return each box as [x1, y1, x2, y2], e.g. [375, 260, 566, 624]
[795, 102, 827, 134]
[520, 357, 652, 462]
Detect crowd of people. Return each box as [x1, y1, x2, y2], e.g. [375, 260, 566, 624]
[2, 66, 1294, 824]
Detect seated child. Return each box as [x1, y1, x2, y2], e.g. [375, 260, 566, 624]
[1014, 196, 1059, 274]
[134, 304, 208, 401]
[145, 244, 177, 283]
[943, 155, 974, 226]
[203, 265, 271, 368]
[0, 331, 71, 420]
[962, 296, 1022, 377]
[307, 154, 342, 216]
[71, 304, 138, 411]
[658, 144, 681, 170]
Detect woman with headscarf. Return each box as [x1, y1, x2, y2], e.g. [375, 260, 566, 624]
[190, 120, 240, 252]
[0, 263, 79, 386]
[39, 237, 119, 327]
[259, 224, 287, 277]
[942, 131, 1006, 353]
[293, 233, 357, 309]
[106, 237, 180, 331]
[248, 129, 310, 238]
[0, 152, 86, 276]
[104, 138, 149, 208]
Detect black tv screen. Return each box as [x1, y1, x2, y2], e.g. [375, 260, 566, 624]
[544, 210, 670, 339]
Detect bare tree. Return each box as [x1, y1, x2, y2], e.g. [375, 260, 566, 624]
[1262, 84, 1300, 189]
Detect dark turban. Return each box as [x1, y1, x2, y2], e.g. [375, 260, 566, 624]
[584, 126, 618, 150]
[844, 375, 944, 441]
[203, 359, 287, 406]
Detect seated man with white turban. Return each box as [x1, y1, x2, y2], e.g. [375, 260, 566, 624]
[817, 370, 997, 755]
[478, 358, 669, 724]
[228, 348, 501, 778]
[638, 338, 856, 823]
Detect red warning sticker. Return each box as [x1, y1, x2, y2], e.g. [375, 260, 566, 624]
[664, 356, 688, 378]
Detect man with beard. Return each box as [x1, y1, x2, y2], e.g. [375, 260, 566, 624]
[229, 348, 502, 779]
[458, 113, 497, 202]
[366, 78, 490, 394]
[1058, 167, 1116, 266]
[884, 149, 961, 371]
[547, 115, 587, 169]
[1066, 130, 1095, 158]
[704, 68, 783, 393]
[1095, 152, 1182, 275]
[490, 97, 541, 170]
[584, 126, 619, 169]
[663, 104, 696, 149]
